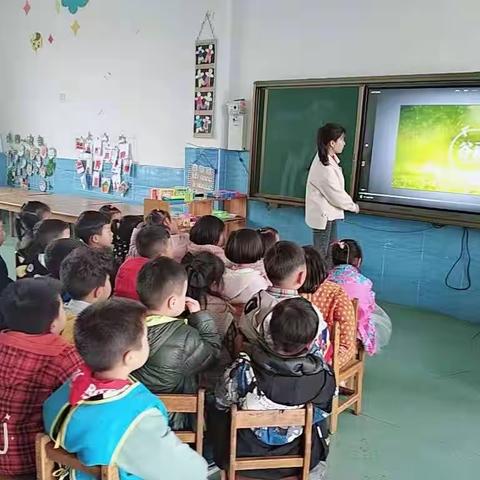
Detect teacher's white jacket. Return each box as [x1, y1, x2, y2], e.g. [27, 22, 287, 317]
[305, 154, 358, 230]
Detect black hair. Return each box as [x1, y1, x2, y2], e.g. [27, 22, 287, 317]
[74, 211, 110, 244]
[257, 227, 279, 253]
[264, 241, 305, 285]
[137, 257, 187, 309]
[115, 215, 144, 244]
[317, 123, 346, 166]
[45, 238, 84, 279]
[136, 225, 171, 259]
[182, 252, 225, 309]
[270, 297, 319, 355]
[225, 229, 264, 265]
[19, 219, 70, 260]
[60, 247, 112, 300]
[145, 209, 172, 230]
[0, 277, 62, 334]
[99, 204, 122, 220]
[189, 215, 225, 246]
[75, 297, 146, 372]
[15, 201, 51, 244]
[331, 239, 363, 266]
[298, 246, 328, 294]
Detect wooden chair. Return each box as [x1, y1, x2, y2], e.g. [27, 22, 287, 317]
[35, 433, 119, 480]
[158, 388, 205, 454]
[221, 404, 313, 480]
[330, 299, 365, 433]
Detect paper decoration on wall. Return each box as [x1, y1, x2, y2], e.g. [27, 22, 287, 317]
[48, 34, 54, 45]
[31, 32, 43, 52]
[55, 0, 61, 14]
[5, 133, 57, 190]
[101, 178, 111, 194]
[23, 0, 31, 15]
[75, 133, 133, 196]
[190, 164, 215, 192]
[71, 20, 80, 36]
[194, 12, 216, 138]
[62, 0, 89, 14]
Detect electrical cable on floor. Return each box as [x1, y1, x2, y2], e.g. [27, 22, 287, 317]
[445, 227, 471, 291]
[343, 220, 436, 234]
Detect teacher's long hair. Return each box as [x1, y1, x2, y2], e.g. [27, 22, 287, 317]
[317, 123, 346, 166]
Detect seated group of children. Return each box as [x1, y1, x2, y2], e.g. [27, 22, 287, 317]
[0, 201, 391, 480]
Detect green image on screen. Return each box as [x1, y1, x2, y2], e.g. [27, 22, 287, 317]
[393, 105, 480, 195]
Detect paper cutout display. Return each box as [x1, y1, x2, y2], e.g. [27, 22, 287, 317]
[5, 133, 56, 189]
[31, 33, 43, 52]
[55, 0, 61, 14]
[62, 0, 89, 14]
[92, 171, 100, 188]
[48, 34, 54, 45]
[101, 178, 111, 194]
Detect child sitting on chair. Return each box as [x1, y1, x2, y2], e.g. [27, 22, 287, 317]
[16, 219, 70, 279]
[115, 225, 172, 301]
[240, 241, 331, 363]
[75, 211, 113, 249]
[182, 251, 235, 392]
[0, 278, 81, 478]
[133, 257, 221, 430]
[299, 246, 356, 367]
[328, 239, 392, 354]
[129, 209, 188, 262]
[187, 215, 228, 264]
[213, 297, 336, 479]
[222, 229, 270, 311]
[60, 247, 113, 343]
[43, 298, 208, 480]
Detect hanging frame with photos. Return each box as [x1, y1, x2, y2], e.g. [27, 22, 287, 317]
[194, 39, 216, 138]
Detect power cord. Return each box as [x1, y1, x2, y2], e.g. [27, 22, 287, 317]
[445, 227, 471, 291]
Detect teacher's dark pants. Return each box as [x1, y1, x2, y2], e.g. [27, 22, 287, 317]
[313, 220, 337, 261]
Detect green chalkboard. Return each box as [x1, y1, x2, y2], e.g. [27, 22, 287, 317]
[254, 86, 360, 201]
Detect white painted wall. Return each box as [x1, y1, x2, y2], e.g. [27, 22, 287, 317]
[2, 0, 480, 166]
[0, 0, 231, 167]
[229, 0, 480, 103]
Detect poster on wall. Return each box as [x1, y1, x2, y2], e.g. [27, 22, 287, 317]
[194, 12, 216, 138]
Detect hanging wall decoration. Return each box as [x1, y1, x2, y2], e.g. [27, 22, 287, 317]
[31, 32, 43, 52]
[71, 20, 80, 36]
[194, 12, 216, 138]
[5, 133, 57, 190]
[74, 133, 133, 196]
[62, 0, 89, 15]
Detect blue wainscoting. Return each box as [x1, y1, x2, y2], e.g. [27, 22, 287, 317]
[1, 148, 478, 323]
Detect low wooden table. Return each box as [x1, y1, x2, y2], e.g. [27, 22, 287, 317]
[0, 188, 143, 235]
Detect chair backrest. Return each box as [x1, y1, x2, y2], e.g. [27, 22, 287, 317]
[157, 388, 205, 454]
[332, 298, 359, 377]
[35, 434, 119, 480]
[227, 404, 313, 480]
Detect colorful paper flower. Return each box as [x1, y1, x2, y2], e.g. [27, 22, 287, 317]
[62, 0, 89, 14]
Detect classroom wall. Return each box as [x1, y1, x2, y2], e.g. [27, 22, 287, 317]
[225, 0, 480, 324]
[0, 0, 232, 167]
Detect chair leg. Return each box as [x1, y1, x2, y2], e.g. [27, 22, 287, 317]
[354, 368, 364, 416]
[35, 434, 55, 480]
[330, 395, 339, 434]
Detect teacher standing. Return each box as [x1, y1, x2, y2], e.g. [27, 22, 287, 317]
[305, 123, 359, 258]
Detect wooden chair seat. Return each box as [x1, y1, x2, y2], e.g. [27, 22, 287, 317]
[157, 389, 205, 454]
[221, 404, 313, 480]
[330, 299, 366, 433]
